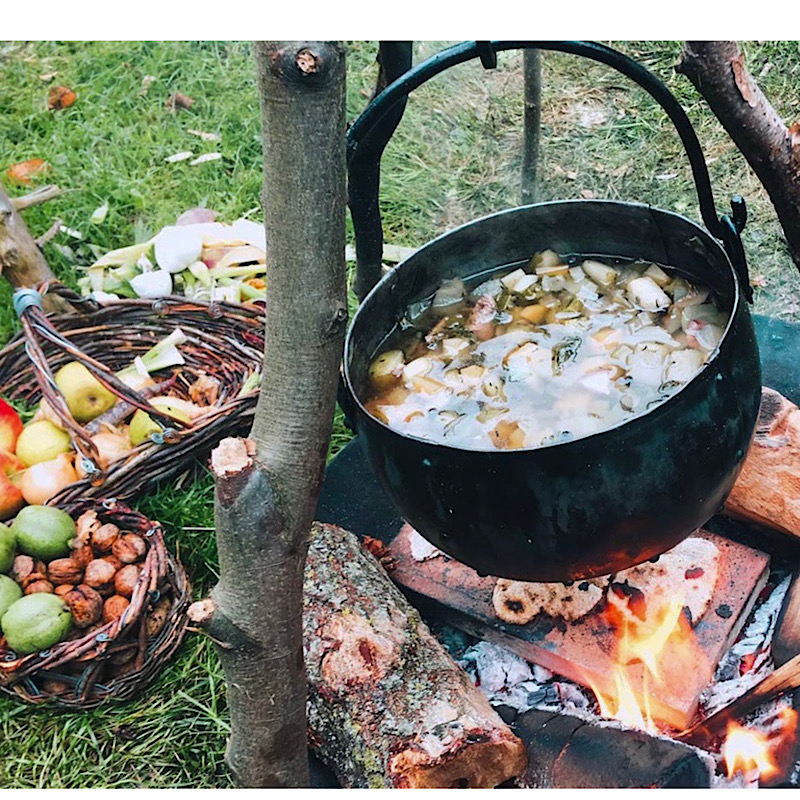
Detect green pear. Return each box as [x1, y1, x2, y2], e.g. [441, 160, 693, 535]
[15, 420, 72, 467]
[55, 362, 117, 423]
[129, 398, 190, 446]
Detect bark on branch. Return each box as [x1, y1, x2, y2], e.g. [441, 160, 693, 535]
[0, 184, 67, 311]
[677, 41, 800, 273]
[192, 41, 347, 788]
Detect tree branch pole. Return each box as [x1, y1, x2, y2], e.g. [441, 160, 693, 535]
[189, 41, 347, 787]
[521, 48, 542, 205]
[0, 184, 67, 311]
[677, 41, 800, 273]
[350, 41, 413, 301]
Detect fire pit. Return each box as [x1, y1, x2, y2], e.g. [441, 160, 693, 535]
[319, 318, 800, 787]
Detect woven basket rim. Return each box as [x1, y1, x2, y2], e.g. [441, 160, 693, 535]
[0, 295, 264, 505]
[0, 498, 191, 708]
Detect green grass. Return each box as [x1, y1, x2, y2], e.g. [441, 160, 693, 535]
[0, 40, 799, 787]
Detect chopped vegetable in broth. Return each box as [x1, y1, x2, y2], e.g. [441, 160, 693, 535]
[363, 250, 729, 450]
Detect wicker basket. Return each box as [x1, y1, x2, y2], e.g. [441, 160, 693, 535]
[0, 284, 264, 504]
[0, 498, 190, 707]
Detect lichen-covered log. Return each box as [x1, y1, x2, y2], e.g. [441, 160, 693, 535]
[304, 522, 527, 788]
[724, 387, 800, 541]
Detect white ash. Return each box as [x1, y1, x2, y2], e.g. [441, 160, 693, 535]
[408, 529, 444, 561]
[702, 573, 791, 717]
[458, 641, 593, 714]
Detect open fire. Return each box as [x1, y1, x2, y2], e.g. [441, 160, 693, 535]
[579, 573, 798, 785]
[587, 596, 700, 734]
[456, 563, 799, 788]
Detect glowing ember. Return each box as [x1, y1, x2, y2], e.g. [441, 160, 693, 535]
[722, 708, 798, 781]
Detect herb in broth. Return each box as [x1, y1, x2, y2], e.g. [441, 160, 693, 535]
[363, 249, 729, 450]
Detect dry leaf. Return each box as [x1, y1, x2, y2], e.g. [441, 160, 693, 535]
[166, 92, 195, 111]
[189, 153, 221, 166]
[789, 122, 800, 149]
[750, 274, 768, 288]
[4, 158, 50, 185]
[39, 71, 57, 82]
[655, 173, 678, 181]
[580, 189, 596, 199]
[731, 53, 758, 109]
[48, 85, 77, 110]
[165, 151, 193, 163]
[188, 129, 220, 142]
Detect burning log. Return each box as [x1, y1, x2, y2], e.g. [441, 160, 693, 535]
[679, 651, 800, 750]
[515, 709, 712, 788]
[304, 522, 527, 788]
[725, 387, 800, 542]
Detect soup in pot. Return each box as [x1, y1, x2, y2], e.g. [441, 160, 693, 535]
[363, 249, 729, 450]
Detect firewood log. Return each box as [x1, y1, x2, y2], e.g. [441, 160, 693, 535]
[725, 387, 800, 541]
[304, 522, 527, 788]
[516, 709, 712, 788]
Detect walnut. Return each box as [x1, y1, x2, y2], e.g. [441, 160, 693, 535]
[84, 559, 116, 595]
[91, 523, 120, 555]
[64, 585, 103, 628]
[10, 554, 35, 585]
[102, 554, 123, 572]
[103, 595, 130, 624]
[75, 509, 100, 546]
[54, 584, 75, 598]
[24, 580, 54, 595]
[114, 564, 141, 599]
[145, 596, 172, 638]
[47, 558, 84, 586]
[70, 543, 95, 569]
[112, 533, 147, 564]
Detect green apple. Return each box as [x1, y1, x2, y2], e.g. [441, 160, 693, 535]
[15, 420, 72, 467]
[55, 361, 117, 423]
[129, 397, 190, 446]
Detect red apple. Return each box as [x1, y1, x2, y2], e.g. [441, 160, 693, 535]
[0, 451, 26, 520]
[0, 397, 23, 454]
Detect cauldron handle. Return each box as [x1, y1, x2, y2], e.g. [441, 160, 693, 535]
[347, 40, 752, 303]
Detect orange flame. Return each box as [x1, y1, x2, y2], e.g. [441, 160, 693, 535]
[587, 596, 702, 733]
[723, 707, 798, 781]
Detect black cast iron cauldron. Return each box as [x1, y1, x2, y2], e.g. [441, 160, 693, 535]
[341, 41, 762, 582]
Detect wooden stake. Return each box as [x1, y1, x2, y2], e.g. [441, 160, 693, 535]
[189, 41, 347, 788]
[677, 42, 800, 274]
